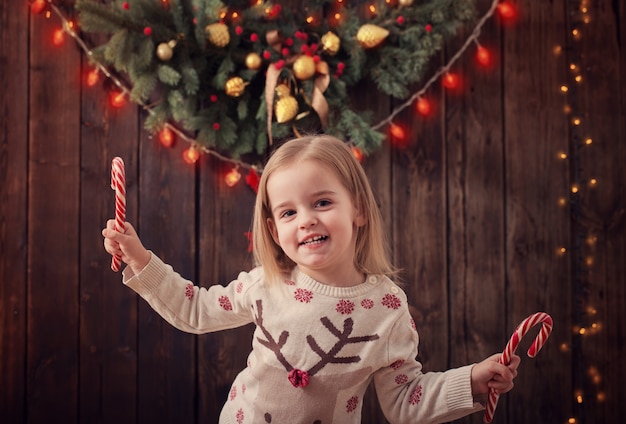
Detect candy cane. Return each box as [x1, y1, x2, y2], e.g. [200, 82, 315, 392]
[110, 157, 126, 272]
[484, 312, 553, 423]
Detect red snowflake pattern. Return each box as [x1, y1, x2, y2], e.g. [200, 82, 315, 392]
[242, 384, 246, 394]
[361, 298, 374, 309]
[236, 281, 243, 293]
[230, 385, 237, 400]
[409, 385, 423, 406]
[219, 295, 233, 311]
[395, 374, 408, 385]
[382, 293, 401, 310]
[390, 359, 405, 370]
[283, 279, 296, 286]
[346, 395, 359, 413]
[185, 283, 194, 300]
[294, 288, 313, 303]
[410, 318, 417, 331]
[336, 299, 355, 315]
[236, 408, 244, 424]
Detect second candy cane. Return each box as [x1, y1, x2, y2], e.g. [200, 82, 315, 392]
[110, 157, 126, 272]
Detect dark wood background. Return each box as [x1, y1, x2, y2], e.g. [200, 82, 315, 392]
[1, 0, 624, 423]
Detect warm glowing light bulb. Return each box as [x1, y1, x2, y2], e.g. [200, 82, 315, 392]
[442, 72, 460, 89]
[476, 46, 491, 67]
[589, 178, 597, 186]
[183, 147, 200, 164]
[558, 197, 567, 207]
[568, 418, 577, 424]
[558, 151, 568, 159]
[560, 85, 569, 93]
[416, 97, 432, 116]
[497, 2, 516, 20]
[306, 15, 314, 24]
[584, 137, 593, 145]
[351, 146, 364, 162]
[571, 184, 579, 193]
[109, 91, 126, 108]
[225, 168, 242, 187]
[86, 69, 99, 87]
[389, 124, 406, 141]
[52, 28, 65, 46]
[575, 392, 583, 403]
[31, 0, 47, 14]
[558, 247, 567, 256]
[570, 63, 577, 71]
[553, 45, 562, 55]
[572, 117, 581, 126]
[158, 127, 175, 147]
[369, 4, 377, 14]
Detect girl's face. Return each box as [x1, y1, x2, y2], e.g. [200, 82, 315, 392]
[266, 159, 366, 287]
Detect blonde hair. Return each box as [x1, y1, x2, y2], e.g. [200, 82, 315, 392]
[252, 135, 397, 285]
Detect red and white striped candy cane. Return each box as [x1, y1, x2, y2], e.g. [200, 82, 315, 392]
[110, 157, 126, 272]
[484, 312, 553, 423]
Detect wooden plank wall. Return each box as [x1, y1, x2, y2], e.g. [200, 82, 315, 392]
[1, 0, 624, 423]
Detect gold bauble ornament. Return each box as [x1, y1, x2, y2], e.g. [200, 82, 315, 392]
[321, 31, 340, 55]
[225, 76, 246, 97]
[274, 84, 298, 123]
[156, 40, 177, 61]
[292, 55, 316, 80]
[245, 52, 262, 70]
[356, 24, 389, 49]
[205, 22, 230, 47]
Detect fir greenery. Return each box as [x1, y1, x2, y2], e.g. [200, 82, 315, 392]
[76, 0, 476, 160]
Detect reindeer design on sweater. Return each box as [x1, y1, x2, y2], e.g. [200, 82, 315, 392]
[250, 299, 380, 423]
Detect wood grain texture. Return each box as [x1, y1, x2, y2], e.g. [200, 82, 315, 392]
[0, 0, 624, 423]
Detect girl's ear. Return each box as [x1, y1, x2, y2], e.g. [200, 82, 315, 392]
[354, 207, 367, 227]
[267, 218, 281, 245]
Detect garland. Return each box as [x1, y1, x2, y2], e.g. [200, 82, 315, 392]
[36, 0, 502, 174]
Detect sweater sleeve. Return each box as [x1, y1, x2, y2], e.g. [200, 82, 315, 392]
[121, 252, 257, 334]
[373, 310, 484, 423]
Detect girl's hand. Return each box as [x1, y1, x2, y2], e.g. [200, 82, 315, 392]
[102, 219, 151, 275]
[470, 353, 521, 396]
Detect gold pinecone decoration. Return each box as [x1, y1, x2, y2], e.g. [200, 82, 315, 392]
[356, 24, 389, 49]
[205, 22, 230, 47]
[225, 76, 246, 97]
[321, 31, 340, 55]
[274, 84, 298, 123]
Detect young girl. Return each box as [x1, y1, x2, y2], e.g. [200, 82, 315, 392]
[103, 135, 520, 423]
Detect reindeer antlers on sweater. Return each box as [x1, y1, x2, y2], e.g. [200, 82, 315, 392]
[253, 299, 380, 379]
[307, 317, 379, 376]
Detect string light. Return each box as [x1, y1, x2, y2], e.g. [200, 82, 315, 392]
[182, 146, 200, 164]
[442, 72, 460, 90]
[31, 0, 47, 14]
[158, 127, 175, 148]
[109, 91, 126, 108]
[86, 69, 99, 87]
[52, 27, 65, 46]
[416, 97, 432, 116]
[225, 168, 242, 187]
[475, 45, 492, 67]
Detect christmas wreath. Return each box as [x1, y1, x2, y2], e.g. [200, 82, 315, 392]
[74, 0, 477, 163]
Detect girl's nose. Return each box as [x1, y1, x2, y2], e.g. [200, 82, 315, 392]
[298, 210, 317, 228]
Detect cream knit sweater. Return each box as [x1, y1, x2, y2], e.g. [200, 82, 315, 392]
[122, 252, 483, 423]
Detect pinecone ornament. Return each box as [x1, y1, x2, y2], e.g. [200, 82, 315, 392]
[225, 76, 246, 97]
[205, 22, 230, 47]
[356, 24, 389, 48]
[321, 31, 340, 55]
[274, 84, 298, 123]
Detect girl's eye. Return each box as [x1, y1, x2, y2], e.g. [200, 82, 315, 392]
[280, 210, 295, 218]
[316, 199, 331, 207]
